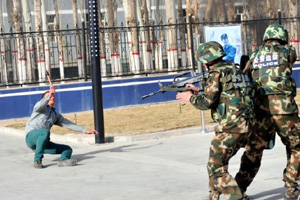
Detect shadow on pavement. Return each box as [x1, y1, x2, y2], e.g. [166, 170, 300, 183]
[53, 143, 163, 162]
[249, 187, 285, 200]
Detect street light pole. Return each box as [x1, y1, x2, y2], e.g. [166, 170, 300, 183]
[88, 0, 105, 143]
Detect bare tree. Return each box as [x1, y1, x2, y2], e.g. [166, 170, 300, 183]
[186, 0, 192, 66]
[289, 0, 299, 56]
[281, 0, 289, 17]
[7, 0, 17, 82]
[13, 0, 26, 84]
[141, 0, 153, 72]
[155, 0, 164, 71]
[106, 0, 121, 75]
[205, 0, 214, 22]
[178, 0, 187, 68]
[34, 0, 46, 83]
[265, 0, 273, 18]
[22, 0, 35, 82]
[98, 0, 107, 76]
[54, 0, 65, 80]
[214, 0, 227, 22]
[0, 0, 8, 85]
[6, 0, 14, 28]
[71, 0, 84, 78]
[136, 0, 152, 72]
[227, 0, 235, 22]
[248, 0, 259, 51]
[123, 0, 140, 73]
[165, 0, 178, 70]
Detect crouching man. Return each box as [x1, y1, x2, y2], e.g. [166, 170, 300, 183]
[25, 86, 98, 169]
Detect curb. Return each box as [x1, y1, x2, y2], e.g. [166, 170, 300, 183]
[0, 125, 216, 145]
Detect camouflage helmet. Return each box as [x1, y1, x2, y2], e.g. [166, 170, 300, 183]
[263, 24, 288, 42]
[197, 41, 226, 64]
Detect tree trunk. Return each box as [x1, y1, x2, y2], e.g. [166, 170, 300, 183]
[281, 0, 289, 17]
[141, 0, 153, 72]
[123, 0, 140, 74]
[242, 0, 249, 55]
[248, 0, 259, 51]
[155, 0, 163, 71]
[227, 0, 235, 22]
[215, 0, 227, 22]
[106, 0, 121, 75]
[98, 0, 107, 76]
[165, 0, 178, 71]
[6, 0, 14, 28]
[71, 0, 84, 78]
[193, 0, 201, 64]
[0, 0, 8, 85]
[54, 0, 65, 80]
[41, 0, 51, 77]
[7, 0, 17, 82]
[13, 0, 26, 84]
[205, 0, 214, 22]
[34, 0, 46, 83]
[289, 0, 299, 57]
[112, 1, 121, 74]
[22, 0, 35, 82]
[136, 0, 152, 72]
[186, 0, 193, 68]
[178, 0, 187, 68]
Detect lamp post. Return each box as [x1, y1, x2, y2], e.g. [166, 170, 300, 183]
[88, 0, 105, 143]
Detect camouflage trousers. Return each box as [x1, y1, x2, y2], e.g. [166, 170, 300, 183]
[207, 131, 249, 200]
[235, 111, 300, 193]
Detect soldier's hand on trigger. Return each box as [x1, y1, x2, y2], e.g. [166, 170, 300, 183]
[186, 83, 200, 95]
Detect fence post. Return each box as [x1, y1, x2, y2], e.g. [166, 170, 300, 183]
[278, 9, 282, 25]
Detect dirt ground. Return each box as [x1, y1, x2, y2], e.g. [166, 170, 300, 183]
[1, 91, 300, 137]
[0, 101, 215, 136]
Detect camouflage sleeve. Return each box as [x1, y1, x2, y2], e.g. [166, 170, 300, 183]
[289, 45, 297, 66]
[244, 51, 258, 73]
[189, 71, 220, 110]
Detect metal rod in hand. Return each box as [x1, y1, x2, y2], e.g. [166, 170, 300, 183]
[45, 70, 53, 88]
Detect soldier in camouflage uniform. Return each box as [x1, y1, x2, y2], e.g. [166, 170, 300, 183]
[235, 24, 300, 200]
[176, 41, 254, 200]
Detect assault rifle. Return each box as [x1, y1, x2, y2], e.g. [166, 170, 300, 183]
[141, 70, 208, 99]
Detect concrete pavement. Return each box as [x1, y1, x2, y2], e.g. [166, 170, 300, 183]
[0, 127, 288, 200]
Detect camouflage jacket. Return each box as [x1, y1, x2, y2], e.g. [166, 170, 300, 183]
[190, 61, 254, 133]
[248, 41, 298, 114]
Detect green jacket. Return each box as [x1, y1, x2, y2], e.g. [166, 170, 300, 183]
[248, 41, 298, 114]
[190, 61, 254, 133]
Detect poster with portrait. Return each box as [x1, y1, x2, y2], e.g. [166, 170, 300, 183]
[204, 25, 242, 64]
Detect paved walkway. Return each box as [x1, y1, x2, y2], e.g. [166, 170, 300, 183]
[0, 127, 288, 200]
